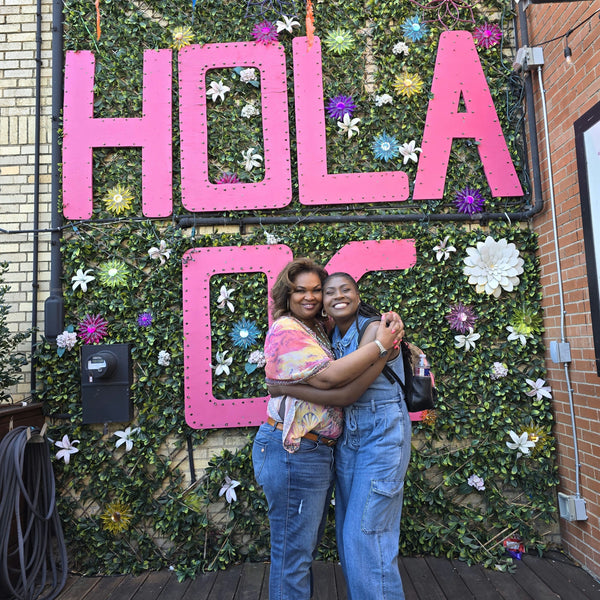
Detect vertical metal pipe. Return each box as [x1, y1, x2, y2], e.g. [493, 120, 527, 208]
[44, 0, 65, 340]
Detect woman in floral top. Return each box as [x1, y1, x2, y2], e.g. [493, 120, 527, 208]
[252, 258, 401, 600]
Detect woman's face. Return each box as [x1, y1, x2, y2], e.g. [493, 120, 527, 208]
[288, 271, 323, 323]
[323, 275, 360, 320]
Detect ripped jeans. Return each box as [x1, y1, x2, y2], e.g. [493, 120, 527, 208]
[253, 422, 335, 600]
[335, 397, 412, 600]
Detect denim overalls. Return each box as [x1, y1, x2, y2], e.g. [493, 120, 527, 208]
[331, 314, 412, 600]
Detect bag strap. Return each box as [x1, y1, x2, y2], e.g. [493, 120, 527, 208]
[356, 317, 408, 394]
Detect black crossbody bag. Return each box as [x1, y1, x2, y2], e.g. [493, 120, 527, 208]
[357, 318, 436, 413]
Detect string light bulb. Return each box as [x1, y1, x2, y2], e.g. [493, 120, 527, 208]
[564, 45, 573, 64]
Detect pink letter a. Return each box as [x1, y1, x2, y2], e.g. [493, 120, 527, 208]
[413, 31, 523, 200]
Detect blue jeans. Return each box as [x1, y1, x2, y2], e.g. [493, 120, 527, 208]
[335, 399, 412, 600]
[252, 422, 335, 600]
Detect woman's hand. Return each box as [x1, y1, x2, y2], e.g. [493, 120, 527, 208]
[267, 384, 286, 397]
[375, 313, 403, 351]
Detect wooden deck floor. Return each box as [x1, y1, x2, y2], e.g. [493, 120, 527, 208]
[54, 551, 600, 600]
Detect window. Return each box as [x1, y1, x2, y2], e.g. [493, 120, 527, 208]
[574, 103, 600, 376]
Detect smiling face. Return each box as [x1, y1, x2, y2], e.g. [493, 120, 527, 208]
[323, 274, 360, 321]
[288, 271, 323, 325]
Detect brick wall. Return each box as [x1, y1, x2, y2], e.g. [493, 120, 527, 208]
[521, 1, 600, 577]
[0, 0, 53, 403]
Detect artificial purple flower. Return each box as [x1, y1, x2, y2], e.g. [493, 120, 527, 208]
[473, 23, 502, 49]
[454, 187, 485, 215]
[251, 21, 279, 45]
[326, 95, 356, 120]
[446, 302, 477, 333]
[78, 314, 108, 344]
[137, 312, 152, 327]
[216, 173, 241, 184]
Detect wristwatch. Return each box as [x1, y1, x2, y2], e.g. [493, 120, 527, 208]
[374, 339, 388, 357]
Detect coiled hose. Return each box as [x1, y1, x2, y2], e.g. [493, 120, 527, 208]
[0, 426, 67, 600]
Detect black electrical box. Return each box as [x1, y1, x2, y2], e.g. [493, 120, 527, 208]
[81, 344, 133, 424]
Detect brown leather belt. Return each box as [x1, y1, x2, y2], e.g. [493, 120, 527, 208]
[267, 417, 337, 447]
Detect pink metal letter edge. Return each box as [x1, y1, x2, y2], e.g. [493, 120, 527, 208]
[179, 43, 292, 211]
[413, 31, 523, 199]
[62, 50, 173, 220]
[183, 240, 422, 429]
[293, 37, 409, 205]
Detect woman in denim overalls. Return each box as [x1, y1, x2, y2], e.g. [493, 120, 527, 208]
[326, 273, 411, 600]
[271, 272, 411, 599]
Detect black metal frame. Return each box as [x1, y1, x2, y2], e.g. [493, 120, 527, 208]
[574, 102, 600, 376]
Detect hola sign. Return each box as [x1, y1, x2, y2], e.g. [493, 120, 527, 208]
[183, 240, 418, 428]
[62, 31, 523, 220]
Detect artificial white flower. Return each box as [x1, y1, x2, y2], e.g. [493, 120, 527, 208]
[491, 362, 508, 380]
[337, 113, 361, 139]
[467, 474, 485, 491]
[463, 236, 524, 298]
[398, 140, 421, 164]
[239, 68, 257, 83]
[454, 327, 480, 351]
[207, 80, 230, 102]
[213, 350, 233, 376]
[392, 41, 410, 55]
[506, 430, 536, 457]
[265, 232, 280, 245]
[217, 285, 235, 312]
[506, 325, 531, 346]
[71, 269, 95, 292]
[525, 378, 552, 401]
[55, 435, 80, 464]
[114, 426, 140, 452]
[148, 240, 171, 265]
[433, 235, 456, 261]
[241, 103, 259, 118]
[219, 475, 241, 503]
[276, 15, 300, 34]
[158, 350, 171, 367]
[56, 331, 77, 350]
[240, 148, 263, 171]
[374, 93, 394, 107]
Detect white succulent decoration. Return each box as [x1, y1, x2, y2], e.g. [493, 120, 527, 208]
[463, 236, 524, 298]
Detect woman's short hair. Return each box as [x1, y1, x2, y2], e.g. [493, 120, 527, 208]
[270, 258, 328, 320]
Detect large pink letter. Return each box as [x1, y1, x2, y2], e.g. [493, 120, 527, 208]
[293, 37, 409, 205]
[183, 240, 417, 429]
[62, 50, 172, 220]
[413, 31, 523, 199]
[183, 245, 293, 429]
[179, 43, 292, 212]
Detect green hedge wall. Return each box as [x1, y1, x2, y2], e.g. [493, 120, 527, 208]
[34, 0, 557, 578]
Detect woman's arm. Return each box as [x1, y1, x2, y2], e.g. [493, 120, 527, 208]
[307, 314, 401, 389]
[268, 354, 388, 406]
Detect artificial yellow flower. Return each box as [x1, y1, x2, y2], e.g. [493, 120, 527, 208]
[393, 71, 424, 98]
[100, 501, 133, 534]
[103, 185, 133, 215]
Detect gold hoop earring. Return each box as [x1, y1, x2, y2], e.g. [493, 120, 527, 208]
[321, 308, 328, 318]
[286, 297, 290, 312]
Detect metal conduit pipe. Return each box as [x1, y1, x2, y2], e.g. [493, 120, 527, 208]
[44, 0, 65, 341]
[536, 65, 582, 499]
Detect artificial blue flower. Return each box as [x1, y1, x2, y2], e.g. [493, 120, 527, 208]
[372, 132, 400, 162]
[230, 318, 260, 349]
[402, 16, 428, 42]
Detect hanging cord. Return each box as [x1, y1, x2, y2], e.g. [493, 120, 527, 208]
[0, 426, 68, 600]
